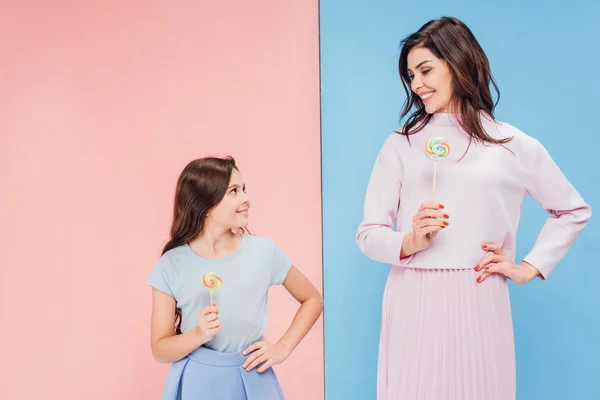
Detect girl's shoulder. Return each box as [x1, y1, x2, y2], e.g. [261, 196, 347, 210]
[152, 245, 189, 272]
[241, 233, 278, 250]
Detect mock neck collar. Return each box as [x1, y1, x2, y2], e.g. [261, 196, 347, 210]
[428, 112, 460, 127]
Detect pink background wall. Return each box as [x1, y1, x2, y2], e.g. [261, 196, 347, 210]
[0, 2, 322, 399]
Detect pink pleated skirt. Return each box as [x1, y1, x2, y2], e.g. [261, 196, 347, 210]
[378, 266, 516, 400]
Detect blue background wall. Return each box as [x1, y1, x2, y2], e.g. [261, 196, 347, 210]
[320, 1, 599, 399]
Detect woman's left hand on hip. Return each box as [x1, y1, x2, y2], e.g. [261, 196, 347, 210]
[474, 242, 540, 284]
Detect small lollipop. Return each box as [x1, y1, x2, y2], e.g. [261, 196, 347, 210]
[425, 137, 450, 201]
[202, 272, 222, 304]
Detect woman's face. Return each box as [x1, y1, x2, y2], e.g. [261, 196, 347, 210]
[407, 46, 455, 114]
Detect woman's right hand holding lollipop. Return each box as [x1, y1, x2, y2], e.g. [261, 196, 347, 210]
[401, 201, 449, 258]
[195, 302, 221, 343]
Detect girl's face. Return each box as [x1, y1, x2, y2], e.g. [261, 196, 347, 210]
[407, 46, 455, 114]
[207, 168, 250, 230]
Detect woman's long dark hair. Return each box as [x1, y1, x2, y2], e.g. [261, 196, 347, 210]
[162, 156, 239, 334]
[397, 16, 512, 147]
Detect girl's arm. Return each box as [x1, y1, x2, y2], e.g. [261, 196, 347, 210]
[278, 266, 323, 352]
[150, 288, 218, 363]
[243, 266, 323, 372]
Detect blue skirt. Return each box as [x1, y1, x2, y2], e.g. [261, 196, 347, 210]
[161, 344, 286, 400]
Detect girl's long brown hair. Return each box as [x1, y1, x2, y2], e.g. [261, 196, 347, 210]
[397, 16, 512, 148]
[162, 156, 238, 334]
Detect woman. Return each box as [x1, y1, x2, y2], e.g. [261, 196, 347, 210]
[356, 17, 591, 400]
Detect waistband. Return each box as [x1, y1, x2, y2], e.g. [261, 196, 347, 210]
[186, 337, 262, 367]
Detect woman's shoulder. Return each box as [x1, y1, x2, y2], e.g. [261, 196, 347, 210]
[487, 118, 543, 150]
[377, 130, 412, 158]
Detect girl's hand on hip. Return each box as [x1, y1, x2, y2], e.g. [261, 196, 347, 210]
[242, 340, 291, 373]
[475, 243, 540, 284]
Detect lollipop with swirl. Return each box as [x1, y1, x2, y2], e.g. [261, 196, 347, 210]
[425, 137, 450, 201]
[202, 272, 223, 304]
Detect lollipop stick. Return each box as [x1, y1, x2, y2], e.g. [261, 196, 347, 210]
[210, 291, 213, 305]
[426, 161, 439, 241]
[432, 160, 438, 202]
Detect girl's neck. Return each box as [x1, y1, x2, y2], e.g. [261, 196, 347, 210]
[188, 228, 242, 259]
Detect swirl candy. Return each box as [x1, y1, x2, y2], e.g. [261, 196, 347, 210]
[425, 137, 450, 161]
[202, 272, 222, 293]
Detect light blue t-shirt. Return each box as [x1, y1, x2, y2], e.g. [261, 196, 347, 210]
[147, 234, 293, 353]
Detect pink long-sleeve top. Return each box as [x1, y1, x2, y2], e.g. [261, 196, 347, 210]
[356, 112, 591, 279]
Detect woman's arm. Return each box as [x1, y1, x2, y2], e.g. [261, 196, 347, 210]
[522, 138, 592, 279]
[356, 146, 409, 264]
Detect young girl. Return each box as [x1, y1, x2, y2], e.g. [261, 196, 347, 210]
[356, 17, 591, 400]
[148, 156, 323, 400]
